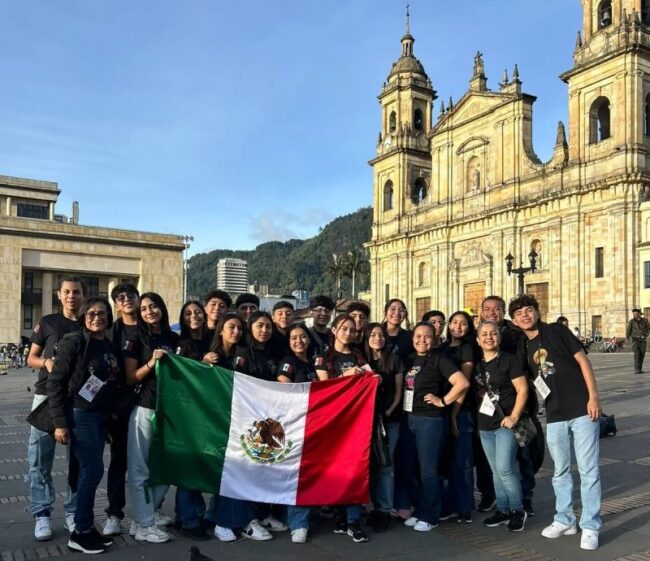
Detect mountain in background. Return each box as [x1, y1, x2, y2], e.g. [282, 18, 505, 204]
[187, 207, 372, 299]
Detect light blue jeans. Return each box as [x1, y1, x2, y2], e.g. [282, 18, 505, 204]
[546, 415, 601, 531]
[27, 394, 76, 517]
[287, 506, 311, 530]
[127, 405, 169, 528]
[479, 428, 522, 513]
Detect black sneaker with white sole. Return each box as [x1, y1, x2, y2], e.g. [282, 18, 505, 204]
[89, 527, 113, 547]
[347, 523, 368, 543]
[477, 496, 496, 512]
[507, 510, 527, 532]
[333, 518, 348, 534]
[68, 530, 106, 554]
[483, 511, 510, 527]
[523, 498, 535, 517]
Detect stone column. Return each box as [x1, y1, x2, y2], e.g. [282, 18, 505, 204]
[6, 196, 11, 216]
[107, 277, 119, 313]
[41, 272, 53, 316]
[48, 202, 54, 220]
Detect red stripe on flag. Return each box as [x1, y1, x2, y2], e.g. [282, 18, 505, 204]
[295, 373, 378, 506]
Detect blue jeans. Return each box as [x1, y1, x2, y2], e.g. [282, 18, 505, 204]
[517, 444, 535, 500]
[287, 506, 311, 530]
[371, 421, 400, 512]
[407, 414, 448, 525]
[208, 495, 254, 529]
[393, 416, 421, 510]
[70, 409, 107, 532]
[443, 410, 475, 514]
[27, 394, 76, 517]
[546, 415, 601, 531]
[479, 428, 522, 513]
[175, 488, 204, 529]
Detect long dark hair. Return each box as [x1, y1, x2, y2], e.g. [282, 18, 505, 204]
[286, 323, 310, 359]
[209, 312, 244, 356]
[325, 314, 367, 374]
[383, 298, 410, 330]
[363, 322, 389, 366]
[246, 311, 273, 349]
[179, 300, 206, 341]
[445, 310, 477, 345]
[137, 292, 173, 346]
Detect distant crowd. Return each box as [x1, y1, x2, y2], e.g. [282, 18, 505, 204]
[24, 277, 603, 553]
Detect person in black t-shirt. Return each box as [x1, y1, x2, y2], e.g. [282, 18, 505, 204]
[347, 301, 370, 346]
[124, 292, 178, 544]
[27, 276, 84, 541]
[510, 294, 602, 551]
[475, 320, 529, 533]
[242, 311, 279, 383]
[363, 322, 404, 533]
[48, 297, 120, 554]
[277, 324, 318, 383]
[269, 301, 294, 361]
[307, 295, 334, 358]
[383, 299, 413, 360]
[402, 322, 468, 532]
[203, 289, 232, 345]
[439, 311, 479, 524]
[422, 310, 446, 347]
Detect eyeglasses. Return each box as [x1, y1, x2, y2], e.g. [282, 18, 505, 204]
[430, 320, 446, 326]
[115, 292, 137, 303]
[85, 311, 107, 320]
[313, 307, 332, 314]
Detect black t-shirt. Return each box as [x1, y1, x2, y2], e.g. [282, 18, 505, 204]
[246, 347, 278, 382]
[316, 350, 358, 378]
[269, 327, 290, 361]
[277, 355, 317, 383]
[523, 323, 588, 423]
[307, 327, 330, 359]
[500, 321, 523, 355]
[387, 328, 414, 360]
[214, 345, 250, 372]
[177, 336, 209, 362]
[73, 337, 121, 412]
[31, 313, 82, 395]
[123, 330, 179, 409]
[475, 352, 524, 431]
[439, 341, 479, 411]
[369, 353, 404, 422]
[406, 352, 458, 418]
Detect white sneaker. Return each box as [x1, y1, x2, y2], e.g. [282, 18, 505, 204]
[134, 525, 170, 543]
[291, 528, 308, 543]
[213, 526, 237, 542]
[64, 513, 76, 533]
[155, 510, 173, 526]
[260, 515, 288, 531]
[541, 520, 578, 538]
[404, 516, 418, 527]
[129, 520, 138, 536]
[242, 519, 273, 541]
[34, 516, 52, 541]
[102, 516, 122, 536]
[413, 520, 438, 532]
[580, 529, 599, 550]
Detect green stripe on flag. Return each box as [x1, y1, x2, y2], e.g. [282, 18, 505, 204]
[149, 355, 234, 493]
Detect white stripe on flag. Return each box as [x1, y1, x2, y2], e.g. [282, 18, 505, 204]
[220, 373, 310, 504]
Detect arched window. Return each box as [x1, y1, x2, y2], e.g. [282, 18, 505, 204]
[645, 93, 650, 137]
[598, 0, 612, 29]
[383, 181, 394, 211]
[389, 111, 397, 133]
[643, 0, 650, 25]
[590, 97, 611, 142]
[411, 177, 427, 204]
[418, 262, 426, 287]
[414, 108, 423, 131]
[466, 156, 481, 192]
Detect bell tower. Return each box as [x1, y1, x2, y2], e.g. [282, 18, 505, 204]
[370, 7, 436, 237]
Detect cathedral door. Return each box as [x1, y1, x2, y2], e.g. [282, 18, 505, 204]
[463, 282, 485, 317]
[526, 282, 549, 322]
[415, 297, 431, 322]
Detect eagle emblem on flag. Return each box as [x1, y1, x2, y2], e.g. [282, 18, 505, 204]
[240, 418, 293, 464]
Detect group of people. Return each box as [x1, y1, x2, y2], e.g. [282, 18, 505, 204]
[25, 276, 603, 554]
[1, 342, 29, 368]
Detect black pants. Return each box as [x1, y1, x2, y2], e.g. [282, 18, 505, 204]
[105, 411, 130, 518]
[633, 340, 647, 373]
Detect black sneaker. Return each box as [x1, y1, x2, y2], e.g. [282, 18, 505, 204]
[456, 513, 473, 524]
[179, 526, 210, 541]
[373, 512, 391, 533]
[523, 499, 535, 517]
[89, 527, 113, 547]
[347, 523, 368, 543]
[68, 530, 106, 554]
[483, 511, 510, 527]
[439, 511, 458, 521]
[365, 510, 378, 527]
[333, 518, 348, 534]
[507, 510, 527, 532]
[477, 496, 496, 512]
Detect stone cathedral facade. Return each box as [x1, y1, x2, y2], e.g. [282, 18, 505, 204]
[367, 0, 650, 336]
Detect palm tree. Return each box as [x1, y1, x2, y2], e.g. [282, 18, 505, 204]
[326, 253, 349, 301]
[346, 249, 370, 299]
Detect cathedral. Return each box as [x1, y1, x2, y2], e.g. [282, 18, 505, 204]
[367, 0, 650, 337]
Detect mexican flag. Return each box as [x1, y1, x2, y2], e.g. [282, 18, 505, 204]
[149, 354, 378, 506]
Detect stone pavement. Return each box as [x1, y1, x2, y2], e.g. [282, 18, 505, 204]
[0, 353, 649, 561]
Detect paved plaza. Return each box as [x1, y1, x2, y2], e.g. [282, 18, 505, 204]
[0, 353, 649, 561]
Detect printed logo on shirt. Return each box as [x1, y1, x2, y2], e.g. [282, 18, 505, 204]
[33, 324, 41, 334]
[315, 356, 324, 367]
[235, 356, 247, 369]
[532, 348, 556, 377]
[123, 339, 135, 352]
[281, 362, 292, 374]
[404, 365, 420, 389]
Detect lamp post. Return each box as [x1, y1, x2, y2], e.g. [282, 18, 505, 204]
[505, 249, 538, 295]
[179, 235, 194, 302]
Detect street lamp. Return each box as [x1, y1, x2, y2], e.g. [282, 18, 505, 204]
[179, 235, 194, 302]
[505, 249, 538, 295]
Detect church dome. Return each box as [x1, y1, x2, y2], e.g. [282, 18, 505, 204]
[388, 54, 428, 79]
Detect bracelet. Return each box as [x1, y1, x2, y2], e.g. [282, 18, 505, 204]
[146, 361, 153, 370]
[441, 396, 447, 406]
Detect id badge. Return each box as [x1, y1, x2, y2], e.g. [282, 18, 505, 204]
[479, 393, 496, 416]
[534, 375, 551, 399]
[78, 374, 106, 403]
[403, 388, 414, 412]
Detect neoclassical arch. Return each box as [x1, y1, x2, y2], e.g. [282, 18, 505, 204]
[598, 0, 612, 29]
[589, 96, 611, 143]
[383, 180, 394, 211]
[466, 156, 481, 192]
[411, 177, 427, 204]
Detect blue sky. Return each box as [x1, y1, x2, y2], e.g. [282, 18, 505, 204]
[0, 1, 582, 254]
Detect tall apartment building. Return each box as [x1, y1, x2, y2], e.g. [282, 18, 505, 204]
[217, 258, 249, 294]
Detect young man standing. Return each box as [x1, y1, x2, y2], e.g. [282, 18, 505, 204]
[270, 300, 295, 359]
[235, 293, 259, 323]
[346, 301, 370, 345]
[422, 310, 446, 346]
[510, 294, 601, 551]
[26, 277, 84, 541]
[308, 295, 334, 355]
[626, 308, 649, 374]
[203, 290, 232, 341]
